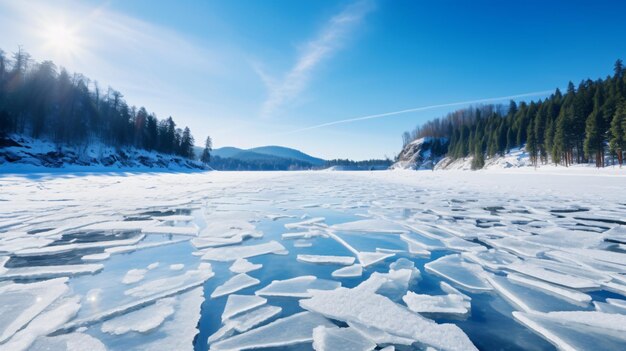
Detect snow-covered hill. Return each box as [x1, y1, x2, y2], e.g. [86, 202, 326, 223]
[391, 137, 448, 170]
[0, 135, 206, 172]
[393, 140, 619, 171]
[435, 147, 534, 170]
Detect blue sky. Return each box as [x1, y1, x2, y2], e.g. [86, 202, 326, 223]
[1, 0, 625, 159]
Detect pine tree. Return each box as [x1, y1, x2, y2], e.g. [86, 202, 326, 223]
[584, 110, 603, 167]
[179, 127, 194, 158]
[526, 118, 538, 167]
[471, 141, 485, 170]
[610, 101, 626, 166]
[201, 136, 212, 164]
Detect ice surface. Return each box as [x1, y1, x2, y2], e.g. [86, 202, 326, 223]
[284, 217, 326, 230]
[357, 251, 395, 267]
[297, 254, 355, 265]
[127, 267, 214, 299]
[13, 234, 145, 256]
[30, 333, 106, 351]
[312, 326, 376, 351]
[227, 305, 281, 332]
[294, 239, 313, 248]
[486, 274, 585, 313]
[4, 167, 626, 350]
[300, 276, 477, 351]
[130, 287, 204, 351]
[506, 273, 591, 305]
[1, 264, 103, 280]
[332, 264, 363, 278]
[201, 240, 286, 261]
[0, 278, 69, 343]
[101, 297, 175, 334]
[1, 297, 80, 351]
[221, 294, 267, 321]
[81, 252, 110, 261]
[331, 219, 408, 234]
[211, 274, 260, 298]
[210, 311, 336, 351]
[122, 268, 147, 284]
[210, 305, 283, 343]
[507, 261, 600, 289]
[513, 310, 626, 350]
[229, 258, 262, 274]
[348, 321, 415, 346]
[402, 291, 470, 315]
[170, 263, 185, 270]
[255, 275, 341, 298]
[425, 254, 492, 292]
[281, 230, 325, 240]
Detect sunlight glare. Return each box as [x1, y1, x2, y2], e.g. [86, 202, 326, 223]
[43, 22, 80, 56]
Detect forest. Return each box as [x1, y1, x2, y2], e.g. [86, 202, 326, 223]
[402, 60, 626, 169]
[0, 48, 198, 159]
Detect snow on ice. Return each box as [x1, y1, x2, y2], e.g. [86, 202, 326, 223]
[0, 169, 625, 350]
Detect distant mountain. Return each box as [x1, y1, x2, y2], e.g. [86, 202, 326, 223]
[210, 145, 325, 166]
[211, 146, 244, 159]
[247, 146, 325, 166]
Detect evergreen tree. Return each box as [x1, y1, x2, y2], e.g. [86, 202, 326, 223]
[526, 118, 538, 167]
[471, 141, 485, 170]
[0, 47, 204, 160]
[180, 127, 194, 158]
[201, 135, 212, 164]
[610, 101, 626, 166]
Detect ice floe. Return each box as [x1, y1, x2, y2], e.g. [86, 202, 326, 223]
[229, 258, 262, 274]
[402, 291, 470, 315]
[312, 326, 376, 351]
[101, 297, 175, 334]
[122, 268, 147, 284]
[210, 311, 336, 350]
[297, 254, 355, 265]
[221, 294, 267, 321]
[425, 254, 492, 292]
[255, 275, 341, 298]
[201, 241, 287, 261]
[0, 278, 69, 343]
[211, 274, 260, 298]
[332, 264, 363, 278]
[300, 279, 478, 351]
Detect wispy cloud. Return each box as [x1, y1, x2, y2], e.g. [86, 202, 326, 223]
[274, 90, 554, 135]
[259, 0, 375, 118]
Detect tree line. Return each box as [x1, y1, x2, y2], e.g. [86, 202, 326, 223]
[402, 60, 626, 168]
[0, 48, 202, 159]
[323, 158, 392, 170]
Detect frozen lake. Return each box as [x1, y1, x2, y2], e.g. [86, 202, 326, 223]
[0, 169, 625, 351]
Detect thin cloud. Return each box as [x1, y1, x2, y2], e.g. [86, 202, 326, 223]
[259, 0, 375, 118]
[275, 90, 554, 135]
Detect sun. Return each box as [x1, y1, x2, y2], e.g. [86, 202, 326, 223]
[43, 23, 81, 55]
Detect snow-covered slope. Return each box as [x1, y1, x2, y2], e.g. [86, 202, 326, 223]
[391, 137, 448, 170]
[435, 147, 534, 170]
[0, 135, 206, 172]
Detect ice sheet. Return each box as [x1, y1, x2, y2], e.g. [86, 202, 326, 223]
[101, 297, 175, 334]
[210, 311, 336, 351]
[201, 241, 287, 261]
[221, 294, 267, 321]
[312, 326, 376, 351]
[255, 275, 341, 298]
[300, 280, 477, 351]
[211, 274, 260, 298]
[297, 254, 355, 265]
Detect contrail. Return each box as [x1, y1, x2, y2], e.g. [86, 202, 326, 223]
[276, 90, 553, 135]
